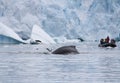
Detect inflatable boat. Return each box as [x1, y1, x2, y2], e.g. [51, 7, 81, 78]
[98, 43, 116, 48]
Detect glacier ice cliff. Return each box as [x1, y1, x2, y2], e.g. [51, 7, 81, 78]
[0, 0, 120, 41]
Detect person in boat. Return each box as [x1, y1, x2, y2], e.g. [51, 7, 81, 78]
[99, 37, 116, 47]
[100, 38, 105, 44]
[100, 36, 110, 45]
[105, 36, 110, 43]
[99, 38, 105, 47]
[110, 39, 116, 44]
[99, 36, 110, 47]
[109, 39, 116, 47]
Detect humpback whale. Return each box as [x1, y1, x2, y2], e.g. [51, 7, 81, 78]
[52, 45, 79, 54]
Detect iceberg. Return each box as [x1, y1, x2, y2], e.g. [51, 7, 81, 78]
[30, 25, 56, 44]
[0, 22, 27, 44]
[0, 23, 56, 44]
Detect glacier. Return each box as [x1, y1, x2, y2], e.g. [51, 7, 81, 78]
[0, 0, 120, 42]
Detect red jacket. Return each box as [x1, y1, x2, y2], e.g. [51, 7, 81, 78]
[105, 37, 110, 43]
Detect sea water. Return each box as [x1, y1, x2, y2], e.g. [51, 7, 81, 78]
[0, 42, 120, 83]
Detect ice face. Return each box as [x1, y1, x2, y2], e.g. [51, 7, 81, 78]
[0, 0, 120, 41]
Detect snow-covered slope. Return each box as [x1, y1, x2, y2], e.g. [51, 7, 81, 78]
[0, 0, 120, 41]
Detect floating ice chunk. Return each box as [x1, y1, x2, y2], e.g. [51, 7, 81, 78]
[30, 25, 56, 44]
[0, 22, 27, 44]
